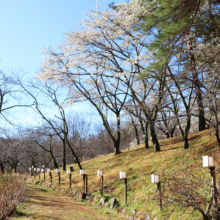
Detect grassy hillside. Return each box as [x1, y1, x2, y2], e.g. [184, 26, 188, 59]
[31, 129, 220, 219]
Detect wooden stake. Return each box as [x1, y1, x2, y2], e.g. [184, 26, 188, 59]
[69, 173, 72, 188]
[124, 178, 127, 205]
[101, 176, 103, 196]
[58, 172, 60, 186]
[157, 181, 162, 211]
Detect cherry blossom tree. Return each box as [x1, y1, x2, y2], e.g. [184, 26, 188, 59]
[38, 1, 167, 152]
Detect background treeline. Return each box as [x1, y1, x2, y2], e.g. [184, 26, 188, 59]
[0, 0, 220, 173]
[0, 112, 137, 173]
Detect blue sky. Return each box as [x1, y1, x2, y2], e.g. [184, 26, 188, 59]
[0, 0, 122, 75]
[0, 0, 123, 130]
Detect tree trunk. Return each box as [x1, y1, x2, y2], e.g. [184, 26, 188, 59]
[215, 127, 220, 147]
[114, 112, 121, 155]
[144, 122, 149, 149]
[213, 105, 220, 147]
[66, 139, 82, 169]
[186, 32, 206, 131]
[199, 209, 210, 220]
[48, 140, 59, 168]
[62, 140, 66, 171]
[134, 125, 140, 145]
[130, 113, 140, 145]
[170, 127, 175, 138]
[14, 164, 17, 173]
[114, 140, 120, 155]
[149, 122, 160, 152]
[0, 164, 4, 173]
[198, 94, 206, 131]
[140, 120, 149, 149]
[51, 154, 59, 168]
[182, 114, 191, 149]
[165, 132, 171, 138]
[183, 135, 189, 149]
[194, 69, 206, 132]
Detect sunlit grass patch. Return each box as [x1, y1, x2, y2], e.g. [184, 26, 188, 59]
[26, 129, 220, 219]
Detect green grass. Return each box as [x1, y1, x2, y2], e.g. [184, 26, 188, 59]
[27, 129, 220, 219]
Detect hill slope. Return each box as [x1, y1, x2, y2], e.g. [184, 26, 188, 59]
[31, 129, 220, 219]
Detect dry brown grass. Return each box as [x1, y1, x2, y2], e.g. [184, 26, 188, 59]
[14, 184, 126, 220]
[0, 173, 25, 219]
[29, 129, 220, 219]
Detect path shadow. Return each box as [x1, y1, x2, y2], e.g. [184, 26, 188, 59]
[28, 195, 82, 208]
[26, 188, 47, 193]
[162, 146, 181, 152]
[16, 210, 62, 220]
[15, 210, 28, 218]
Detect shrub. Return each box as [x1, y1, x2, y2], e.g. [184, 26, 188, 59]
[161, 170, 212, 220]
[0, 173, 25, 219]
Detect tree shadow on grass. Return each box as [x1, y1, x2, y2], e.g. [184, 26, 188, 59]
[40, 215, 63, 220]
[29, 196, 83, 208]
[15, 209, 28, 217]
[36, 188, 48, 192]
[16, 210, 63, 220]
[161, 146, 181, 152]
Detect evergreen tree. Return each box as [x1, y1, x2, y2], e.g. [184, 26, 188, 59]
[138, 0, 220, 131]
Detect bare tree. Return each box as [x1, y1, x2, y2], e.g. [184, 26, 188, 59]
[0, 70, 33, 123]
[161, 170, 212, 220]
[20, 80, 83, 170]
[157, 108, 177, 139]
[165, 65, 198, 149]
[34, 128, 59, 168]
[0, 129, 27, 173]
[67, 114, 92, 162]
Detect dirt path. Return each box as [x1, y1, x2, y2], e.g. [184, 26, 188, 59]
[13, 185, 125, 220]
